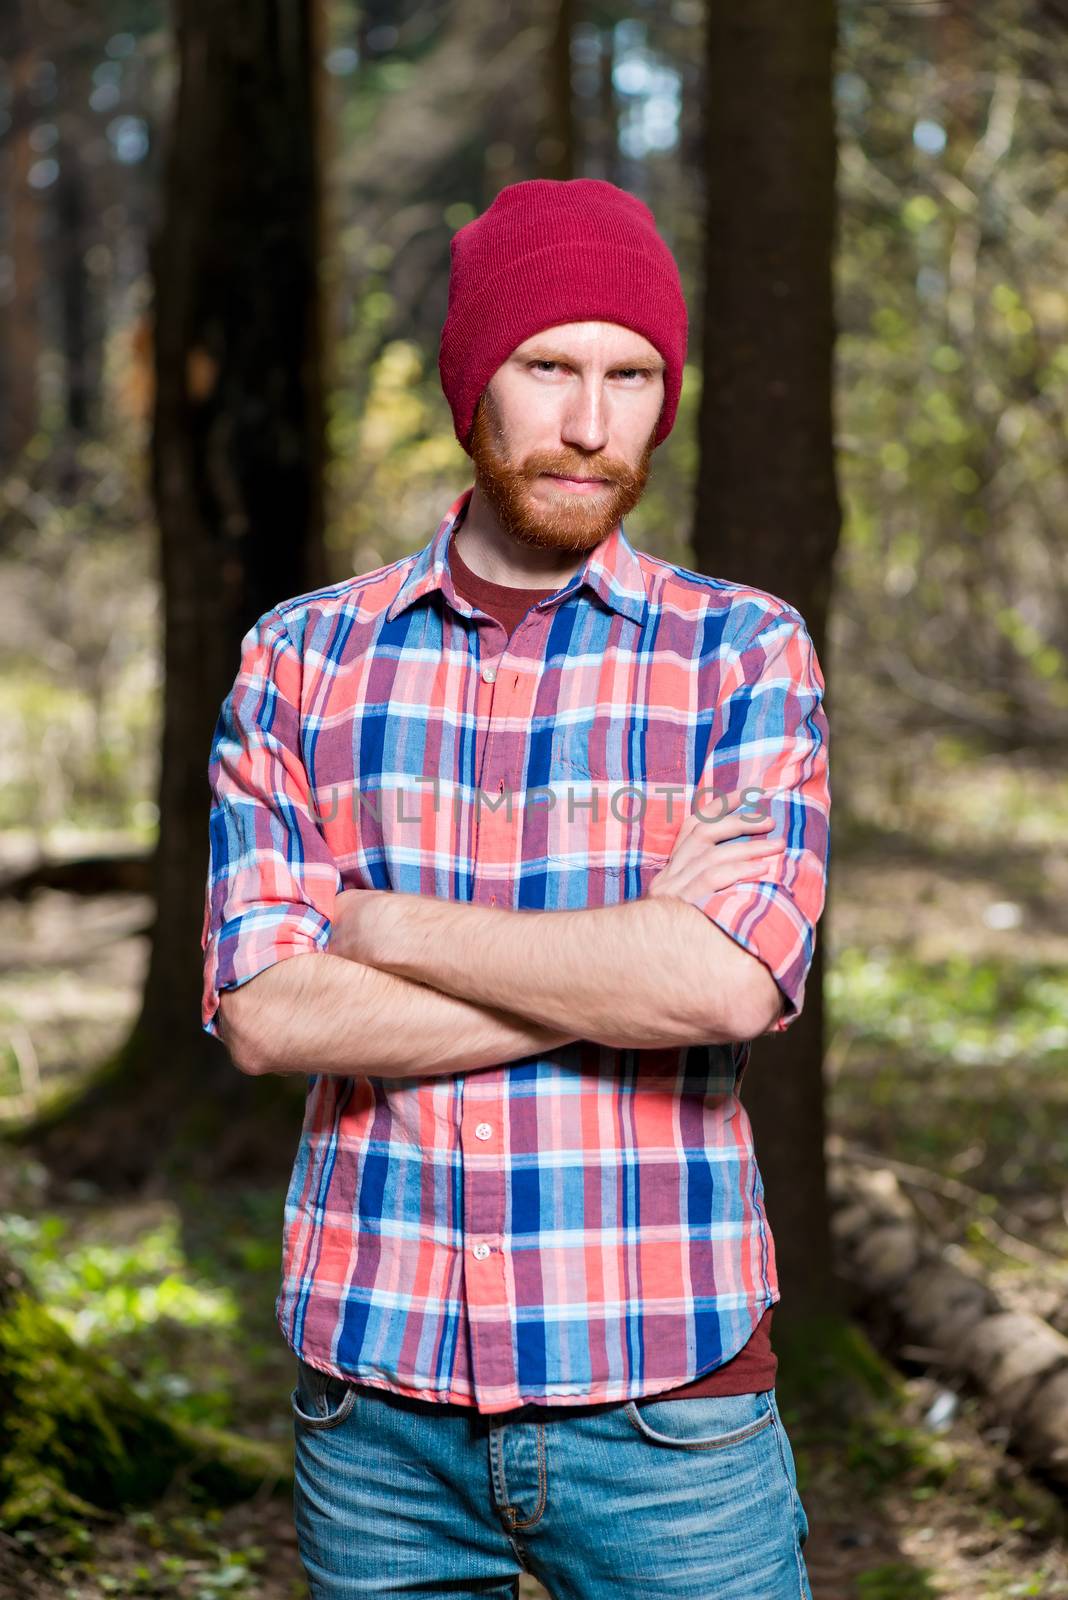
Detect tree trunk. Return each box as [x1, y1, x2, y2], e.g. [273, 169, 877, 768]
[54, 112, 96, 438]
[52, 77, 101, 498]
[24, 0, 329, 1187]
[597, 25, 621, 187]
[544, 0, 577, 180]
[695, 0, 842, 1322]
[3, 0, 42, 465]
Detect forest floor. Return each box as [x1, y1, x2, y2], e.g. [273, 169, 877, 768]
[1, 752, 1067, 1599]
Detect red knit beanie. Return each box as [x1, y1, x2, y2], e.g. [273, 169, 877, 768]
[439, 178, 688, 456]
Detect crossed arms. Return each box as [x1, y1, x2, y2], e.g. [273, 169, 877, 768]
[219, 863, 786, 1080]
[206, 602, 829, 1081]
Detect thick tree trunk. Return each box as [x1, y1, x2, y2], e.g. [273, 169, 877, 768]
[25, 0, 328, 1186]
[695, 0, 842, 1321]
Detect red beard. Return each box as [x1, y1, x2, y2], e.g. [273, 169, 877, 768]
[468, 391, 657, 555]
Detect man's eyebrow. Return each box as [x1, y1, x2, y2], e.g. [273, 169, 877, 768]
[518, 345, 666, 371]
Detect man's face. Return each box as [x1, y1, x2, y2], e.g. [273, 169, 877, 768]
[468, 321, 666, 555]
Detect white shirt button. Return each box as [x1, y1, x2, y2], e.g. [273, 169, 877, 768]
[475, 1122, 493, 1141]
[472, 1242, 491, 1260]
[482, 665, 497, 683]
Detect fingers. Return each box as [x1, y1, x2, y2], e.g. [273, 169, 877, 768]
[712, 836, 785, 859]
[672, 831, 785, 870]
[650, 840, 786, 901]
[674, 793, 775, 845]
[691, 853, 783, 893]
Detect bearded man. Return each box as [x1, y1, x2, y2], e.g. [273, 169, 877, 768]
[202, 177, 828, 1599]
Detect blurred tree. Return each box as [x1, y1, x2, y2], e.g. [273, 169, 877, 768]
[694, 0, 842, 1328]
[54, 116, 94, 438]
[832, 0, 1068, 773]
[325, 0, 575, 518]
[545, 0, 577, 180]
[1, 0, 43, 465]
[596, 21, 622, 186]
[27, 0, 329, 1183]
[51, 33, 107, 502]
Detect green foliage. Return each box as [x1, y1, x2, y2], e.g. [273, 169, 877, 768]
[829, 932, 1068, 1216]
[844, 1413, 956, 1497]
[0, 1155, 289, 1554]
[9, 1502, 280, 1595]
[856, 1564, 939, 1600]
[0, 424, 160, 836]
[829, 949, 1068, 1067]
[0, 1208, 237, 1338]
[834, 5, 1068, 760]
[0, 1201, 245, 1433]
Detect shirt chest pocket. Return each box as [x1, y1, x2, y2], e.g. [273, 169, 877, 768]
[547, 719, 691, 865]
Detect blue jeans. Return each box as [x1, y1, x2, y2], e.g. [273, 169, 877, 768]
[291, 1357, 813, 1598]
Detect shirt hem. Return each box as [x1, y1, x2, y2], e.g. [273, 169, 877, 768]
[279, 1292, 780, 1414]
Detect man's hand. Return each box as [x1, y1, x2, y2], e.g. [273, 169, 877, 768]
[647, 792, 785, 906]
[328, 888, 401, 966]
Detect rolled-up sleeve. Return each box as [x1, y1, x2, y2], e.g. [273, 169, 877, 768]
[201, 607, 342, 1040]
[677, 604, 830, 1033]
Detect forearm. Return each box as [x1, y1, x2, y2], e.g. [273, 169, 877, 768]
[367, 893, 771, 1047]
[218, 949, 579, 1079]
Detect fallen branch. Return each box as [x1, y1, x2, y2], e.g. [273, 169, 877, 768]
[828, 1149, 1068, 1491]
[1, 851, 152, 901]
[836, 1140, 1061, 1270]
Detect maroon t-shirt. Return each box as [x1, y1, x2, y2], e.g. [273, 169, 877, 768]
[448, 536, 778, 1398]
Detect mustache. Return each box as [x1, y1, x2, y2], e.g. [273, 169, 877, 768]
[519, 452, 646, 489]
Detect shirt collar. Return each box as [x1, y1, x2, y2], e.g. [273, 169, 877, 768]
[385, 486, 649, 628]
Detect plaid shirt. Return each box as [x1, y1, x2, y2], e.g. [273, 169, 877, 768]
[201, 486, 830, 1412]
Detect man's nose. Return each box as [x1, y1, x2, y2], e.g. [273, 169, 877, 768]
[560, 380, 610, 454]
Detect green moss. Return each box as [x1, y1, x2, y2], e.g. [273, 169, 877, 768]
[856, 1563, 939, 1599]
[0, 1287, 287, 1535]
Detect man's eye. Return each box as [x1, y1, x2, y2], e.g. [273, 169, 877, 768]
[529, 361, 648, 377]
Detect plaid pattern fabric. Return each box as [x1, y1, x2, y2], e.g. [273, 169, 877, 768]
[201, 486, 831, 1412]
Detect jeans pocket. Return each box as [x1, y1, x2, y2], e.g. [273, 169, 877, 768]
[291, 1356, 358, 1430]
[623, 1389, 776, 1451]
